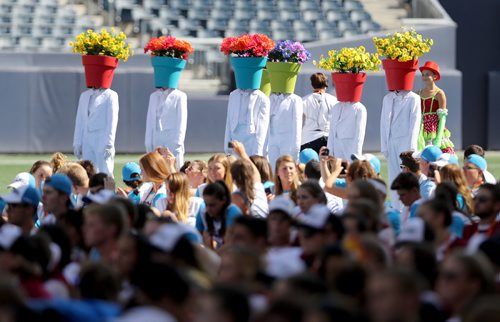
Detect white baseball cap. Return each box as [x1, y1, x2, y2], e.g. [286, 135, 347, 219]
[82, 190, 116, 204]
[149, 223, 202, 252]
[8, 172, 36, 190]
[269, 196, 296, 217]
[297, 204, 331, 230]
[0, 224, 22, 250]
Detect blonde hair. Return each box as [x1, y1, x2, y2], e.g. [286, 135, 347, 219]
[274, 155, 299, 203]
[139, 151, 170, 184]
[208, 153, 233, 191]
[166, 172, 190, 223]
[440, 164, 474, 214]
[57, 162, 89, 188]
[231, 160, 256, 204]
[51, 152, 67, 173]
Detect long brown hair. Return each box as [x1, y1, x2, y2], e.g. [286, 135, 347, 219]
[440, 164, 474, 214]
[274, 155, 299, 203]
[166, 173, 190, 223]
[139, 152, 170, 184]
[231, 160, 256, 204]
[250, 155, 273, 183]
[30, 160, 52, 175]
[347, 160, 377, 181]
[207, 153, 233, 191]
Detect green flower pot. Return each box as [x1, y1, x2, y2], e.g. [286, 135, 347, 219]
[260, 69, 271, 96]
[267, 62, 302, 94]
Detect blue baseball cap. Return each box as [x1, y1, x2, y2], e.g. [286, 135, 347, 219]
[1, 185, 40, 207]
[299, 148, 319, 164]
[412, 145, 442, 162]
[122, 162, 142, 182]
[44, 174, 73, 196]
[466, 154, 487, 171]
[351, 153, 381, 175]
[431, 153, 459, 168]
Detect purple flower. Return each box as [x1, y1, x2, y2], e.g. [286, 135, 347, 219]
[268, 40, 311, 64]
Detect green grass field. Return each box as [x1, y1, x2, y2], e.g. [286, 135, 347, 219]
[1, 152, 500, 195]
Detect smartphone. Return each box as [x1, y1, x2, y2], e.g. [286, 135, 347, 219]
[340, 160, 348, 175]
[321, 148, 329, 156]
[428, 164, 438, 178]
[227, 142, 234, 148]
[265, 187, 272, 194]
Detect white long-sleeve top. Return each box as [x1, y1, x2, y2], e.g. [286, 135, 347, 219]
[73, 88, 119, 149]
[327, 101, 367, 160]
[380, 91, 421, 157]
[301, 92, 338, 144]
[268, 93, 303, 161]
[144, 89, 187, 155]
[224, 89, 270, 156]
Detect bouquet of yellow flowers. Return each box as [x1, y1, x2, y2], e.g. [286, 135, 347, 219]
[314, 46, 381, 73]
[70, 28, 133, 62]
[373, 29, 433, 62]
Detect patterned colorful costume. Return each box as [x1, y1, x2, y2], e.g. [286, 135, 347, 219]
[418, 89, 454, 154]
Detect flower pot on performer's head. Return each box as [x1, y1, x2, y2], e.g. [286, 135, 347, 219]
[82, 55, 118, 88]
[267, 62, 301, 94]
[260, 68, 271, 96]
[382, 59, 418, 91]
[151, 56, 187, 89]
[230, 56, 267, 90]
[331, 72, 366, 102]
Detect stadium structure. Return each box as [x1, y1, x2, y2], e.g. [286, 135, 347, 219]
[0, 0, 494, 153]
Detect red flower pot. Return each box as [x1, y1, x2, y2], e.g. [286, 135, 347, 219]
[331, 72, 366, 102]
[382, 59, 418, 91]
[82, 55, 118, 88]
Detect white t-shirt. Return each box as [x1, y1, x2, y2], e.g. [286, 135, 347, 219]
[301, 92, 337, 144]
[155, 196, 204, 226]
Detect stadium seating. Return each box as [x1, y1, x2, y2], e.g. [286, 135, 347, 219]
[0, 0, 382, 52]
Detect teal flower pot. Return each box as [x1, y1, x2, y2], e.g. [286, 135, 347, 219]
[151, 56, 187, 89]
[231, 56, 267, 89]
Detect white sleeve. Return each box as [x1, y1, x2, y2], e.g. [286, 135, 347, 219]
[327, 102, 339, 156]
[224, 92, 236, 155]
[355, 102, 367, 155]
[105, 90, 119, 148]
[380, 94, 389, 156]
[145, 92, 156, 152]
[292, 95, 303, 160]
[254, 93, 270, 156]
[174, 90, 188, 152]
[73, 91, 87, 147]
[408, 93, 422, 151]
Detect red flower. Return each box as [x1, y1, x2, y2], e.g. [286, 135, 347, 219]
[220, 34, 275, 57]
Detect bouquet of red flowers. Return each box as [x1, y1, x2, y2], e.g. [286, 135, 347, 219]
[144, 36, 194, 60]
[220, 34, 275, 57]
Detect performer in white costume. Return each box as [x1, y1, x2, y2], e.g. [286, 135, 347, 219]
[145, 88, 187, 169]
[327, 101, 367, 160]
[268, 93, 303, 168]
[301, 73, 338, 153]
[73, 88, 119, 176]
[380, 90, 421, 209]
[224, 89, 270, 157]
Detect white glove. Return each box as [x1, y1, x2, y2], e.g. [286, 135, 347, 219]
[73, 145, 82, 159]
[104, 146, 114, 160]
